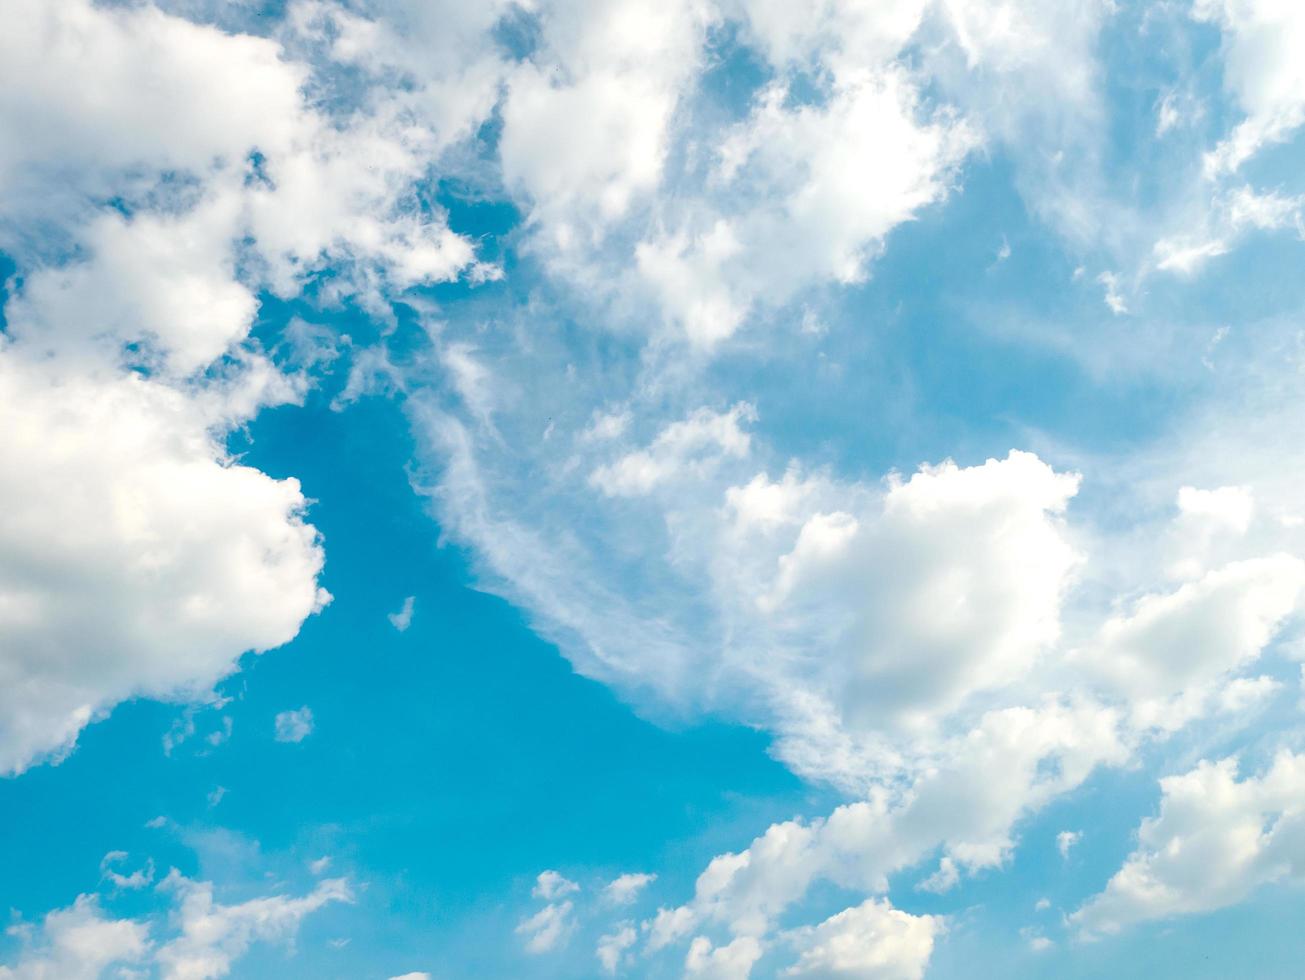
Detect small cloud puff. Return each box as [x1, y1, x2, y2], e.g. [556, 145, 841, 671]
[389, 595, 416, 632]
[603, 871, 656, 905]
[274, 706, 314, 743]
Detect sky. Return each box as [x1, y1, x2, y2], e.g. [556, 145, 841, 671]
[3, 0, 1305, 978]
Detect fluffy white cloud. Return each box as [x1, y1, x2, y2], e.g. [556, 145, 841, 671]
[783, 898, 941, 980]
[638, 68, 974, 344]
[0, 874, 346, 980]
[596, 922, 638, 974]
[518, 870, 581, 954]
[0, 354, 327, 774]
[590, 404, 756, 497]
[644, 698, 1123, 957]
[684, 935, 764, 979]
[1073, 751, 1305, 936]
[499, 0, 713, 247]
[758, 451, 1081, 730]
[388, 595, 416, 632]
[1056, 831, 1081, 860]
[0, 0, 512, 775]
[533, 870, 581, 901]
[274, 707, 316, 743]
[0, 895, 149, 980]
[517, 900, 576, 954]
[155, 873, 350, 980]
[1078, 555, 1305, 724]
[1194, 0, 1305, 174]
[604, 872, 657, 905]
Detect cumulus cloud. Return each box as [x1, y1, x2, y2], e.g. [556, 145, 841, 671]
[1056, 831, 1081, 860]
[155, 873, 351, 980]
[516, 870, 582, 953]
[783, 898, 942, 980]
[388, 596, 416, 632]
[596, 922, 638, 974]
[533, 870, 581, 901]
[1194, 0, 1305, 175]
[0, 895, 149, 980]
[1077, 555, 1305, 727]
[589, 404, 756, 497]
[0, 355, 327, 774]
[274, 707, 316, 743]
[0, 874, 348, 980]
[637, 68, 975, 344]
[1073, 752, 1305, 936]
[0, 0, 511, 774]
[684, 935, 764, 979]
[517, 900, 576, 954]
[604, 872, 657, 905]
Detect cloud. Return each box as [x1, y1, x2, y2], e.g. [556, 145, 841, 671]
[274, 707, 316, 743]
[388, 596, 416, 632]
[637, 67, 975, 344]
[1056, 831, 1081, 860]
[516, 870, 582, 953]
[684, 935, 764, 979]
[517, 900, 576, 954]
[101, 851, 155, 891]
[499, 0, 713, 247]
[0, 355, 328, 774]
[604, 872, 657, 905]
[0, 0, 508, 775]
[0, 895, 149, 980]
[596, 922, 637, 974]
[157, 873, 350, 980]
[0, 874, 348, 980]
[589, 404, 756, 497]
[1073, 752, 1305, 936]
[533, 870, 581, 901]
[1077, 555, 1305, 725]
[783, 898, 942, 980]
[1194, 0, 1305, 175]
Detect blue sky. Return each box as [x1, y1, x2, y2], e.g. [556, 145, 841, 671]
[4, 1, 1305, 978]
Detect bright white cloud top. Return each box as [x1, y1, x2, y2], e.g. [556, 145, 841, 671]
[2, 0, 1305, 977]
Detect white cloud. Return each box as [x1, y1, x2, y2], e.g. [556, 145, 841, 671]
[533, 870, 581, 901]
[637, 69, 974, 344]
[1078, 555, 1305, 718]
[1152, 186, 1302, 277]
[101, 852, 155, 891]
[0, 895, 149, 980]
[274, 707, 316, 743]
[0, 355, 327, 774]
[1097, 272, 1128, 315]
[684, 935, 764, 979]
[0, 873, 347, 980]
[596, 922, 637, 974]
[1056, 831, 1081, 860]
[517, 870, 582, 954]
[1073, 751, 1305, 936]
[499, 0, 713, 248]
[0, 0, 514, 776]
[517, 901, 575, 954]
[156, 873, 350, 980]
[590, 404, 756, 496]
[1194, 0, 1305, 174]
[388, 596, 416, 632]
[783, 898, 942, 980]
[387, 974, 432, 980]
[604, 872, 657, 905]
